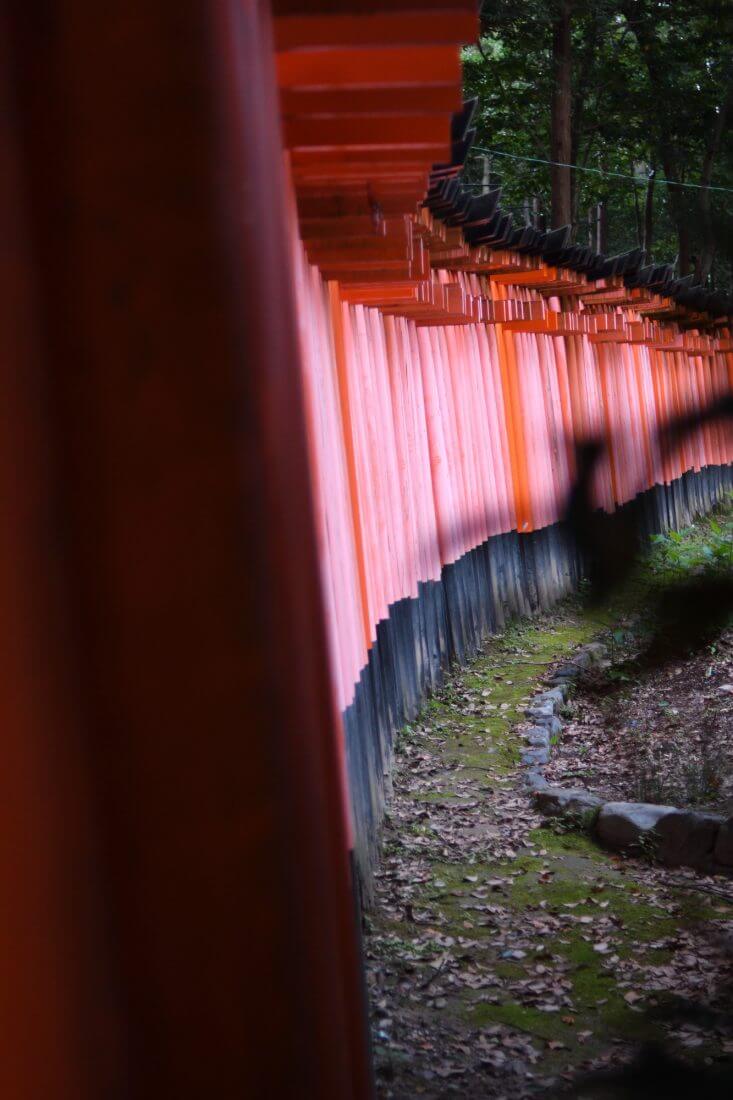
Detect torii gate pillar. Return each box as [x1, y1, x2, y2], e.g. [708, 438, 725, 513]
[0, 2, 371, 1097]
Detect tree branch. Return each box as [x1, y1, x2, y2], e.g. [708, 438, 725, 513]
[474, 36, 491, 65]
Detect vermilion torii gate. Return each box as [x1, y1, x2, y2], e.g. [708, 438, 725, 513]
[2, 1, 377, 1097]
[1, 2, 731, 1098]
[274, 4, 732, 888]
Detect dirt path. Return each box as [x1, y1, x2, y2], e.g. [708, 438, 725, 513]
[365, 602, 733, 1098]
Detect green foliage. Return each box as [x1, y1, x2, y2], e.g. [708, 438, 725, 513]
[648, 505, 733, 578]
[632, 828, 661, 864]
[547, 805, 600, 835]
[463, 1, 733, 287]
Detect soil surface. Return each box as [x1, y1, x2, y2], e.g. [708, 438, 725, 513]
[544, 626, 733, 815]
[365, 600, 733, 1098]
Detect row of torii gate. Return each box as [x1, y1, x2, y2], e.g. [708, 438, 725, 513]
[2, 2, 731, 1098]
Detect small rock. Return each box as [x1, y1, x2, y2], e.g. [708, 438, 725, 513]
[542, 680, 570, 700]
[535, 787, 602, 819]
[522, 746, 550, 767]
[714, 818, 733, 866]
[528, 714, 562, 737]
[582, 642, 607, 664]
[550, 661, 582, 681]
[533, 688, 565, 709]
[719, 684, 733, 694]
[525, 769, 549, 791]
[524, 726, 550, 749]
[526, 702, 554, 720]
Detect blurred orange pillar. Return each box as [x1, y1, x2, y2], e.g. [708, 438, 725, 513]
[1, 2, 371, 1097]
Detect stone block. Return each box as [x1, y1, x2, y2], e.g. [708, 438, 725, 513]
[582, 642, 607, 665]
[527, 713, 562, 737]
[522, 746, 550, 767]
[714, 817, 733, 866]
[533, 687, 565, 710]
[534, 787, 602, 819]
[597, 803, 722, 869]
[524, 726, 550, 749]
[550, 659, 585, 681]
[525, 769, 549, 791]
[526, 701, 554, 720]
[596, 801, 675, 850]
[656, 809, 722, 868]
[542, 680, 571, 700]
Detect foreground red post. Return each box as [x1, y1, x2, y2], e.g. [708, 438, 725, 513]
[1, 2, 372, 1097]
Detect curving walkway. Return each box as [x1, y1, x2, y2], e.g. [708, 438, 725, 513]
[366, 603, 733, 1097]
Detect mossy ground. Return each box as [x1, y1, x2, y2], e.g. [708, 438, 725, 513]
[400, 828, 711, 1066]
[368, 593, 733, 1096]
[404, 604, 599, 776]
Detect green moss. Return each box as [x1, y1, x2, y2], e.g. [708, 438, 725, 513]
[469, 1001, 573, 1041]
[672, 889, 732, 923]
[409, 605, 599, 780]
[378, 596, 733, 1073]
[529, 827, 607, 860]
[494, 960, 527, 979]
[598, 993, 662, 1041]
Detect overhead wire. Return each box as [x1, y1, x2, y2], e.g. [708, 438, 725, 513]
[470, 145, 733, 195]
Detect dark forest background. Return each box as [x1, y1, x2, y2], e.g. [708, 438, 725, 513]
[463, 0, 733, 290]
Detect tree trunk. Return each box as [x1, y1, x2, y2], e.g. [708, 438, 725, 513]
[481, 154, 491, 194]
[643, 168, 656, 260]
[632, 162, 643, 247]
[596, 201, 607, 253]
[622, 6, 690, 274]
[551, 0, 573, 229]
[676, 217, 691, 276]
[697, 77, 733, 283]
